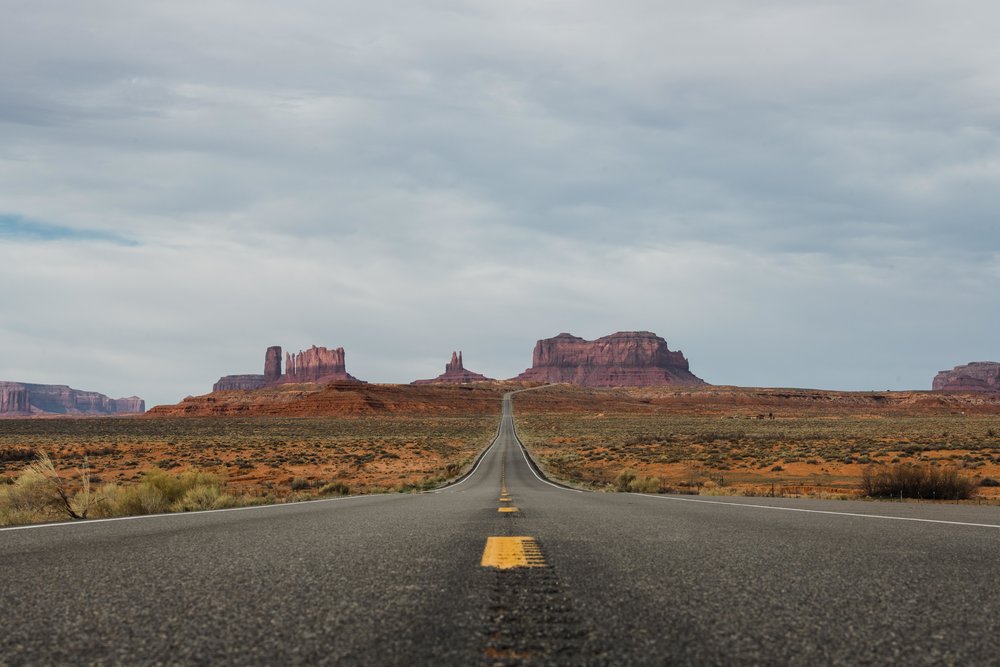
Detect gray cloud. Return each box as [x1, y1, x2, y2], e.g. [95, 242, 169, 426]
[2, 1, 999, 406]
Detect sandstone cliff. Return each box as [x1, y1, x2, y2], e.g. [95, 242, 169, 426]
[213, 344, 362, 392]
[0, 381, 145, 416]
[412, 351, 495, 384]
[510, 331, 706, 387]
[933, 362, 1000, 392]
[0, 382, 31, 414]
[284, 345, 360, 384]
[213, 375, 268, 392]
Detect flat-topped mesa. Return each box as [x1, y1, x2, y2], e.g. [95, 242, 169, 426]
[510, 331, 706, 387]
[213, 375, 267, 392]
[413, 351, 495, 385]
[284, 345, 361, 384]
[933, 362, 1000, 392]
[0, 381, 145, 416]
[214, 344, 363, 392]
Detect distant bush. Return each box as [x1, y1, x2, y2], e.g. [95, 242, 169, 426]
[979, 477, 1000, 487]
[289, 477, 312, 491]
[614, 470, 637, 492]
[0, 447, 36, 463]
[318, 482, 351, 496]
[613, 469, 660, 493]
[628, 476, 661, 493]
[861, 463, 976, 500]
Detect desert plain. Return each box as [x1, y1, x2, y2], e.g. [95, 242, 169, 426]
[3, 382, 1000, 524]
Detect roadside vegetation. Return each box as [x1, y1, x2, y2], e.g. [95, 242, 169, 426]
[861, 463, 977, 500]
[0, 415, 496, 526]
[516, 412, 998, 502]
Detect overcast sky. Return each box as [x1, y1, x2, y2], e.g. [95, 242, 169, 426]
[2, 1, 999, 407]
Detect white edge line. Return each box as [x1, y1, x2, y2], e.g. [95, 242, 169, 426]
[506, 396, 583, 494]
[0, 493, 379, 533]
[504, 391, 583, 493]
[517, 442, 582, 493]
[3, 400, 507, 528]
[632, 493, 1000, 529]
[431, 433, 501, 493]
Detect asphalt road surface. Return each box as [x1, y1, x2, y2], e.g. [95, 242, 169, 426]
[2, 393, 1000, 665]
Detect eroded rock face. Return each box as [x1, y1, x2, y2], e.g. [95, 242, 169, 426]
[285, 345, 360, 383]
[213, 343, 362, 392]
[264, 346, 282, 381]
[0, 382, 31, 414]
[0, 381, 145, 416]
[213, 375, 268, 392]
[510, 331, 706, 387]
[933, 362, 1000, 392]
[412, 351, 495, 384]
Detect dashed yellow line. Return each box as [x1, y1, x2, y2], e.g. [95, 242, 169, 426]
[498, 506, 519, 513]
[480, 537, 545, 569]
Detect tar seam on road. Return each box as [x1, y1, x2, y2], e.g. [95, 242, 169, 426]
[632, 493, 1000, 529]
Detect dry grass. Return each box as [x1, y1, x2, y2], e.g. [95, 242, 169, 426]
[0, 415, 497, 526]
[515, 411, 1000, 501]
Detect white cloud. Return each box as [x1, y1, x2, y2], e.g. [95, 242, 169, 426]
[2, 1, 999, 406]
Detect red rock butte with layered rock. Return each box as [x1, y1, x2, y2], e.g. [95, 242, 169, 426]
[510, 331, 706, 387]
[213, 344, 363, 392]
[0, 381, 145, 417]
[412, 351, 495, 385]
[933, 362, 1000, 393]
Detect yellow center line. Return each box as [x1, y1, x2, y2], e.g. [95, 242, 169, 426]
[498, 506, 519, 513]
[481, 537, 546, 569]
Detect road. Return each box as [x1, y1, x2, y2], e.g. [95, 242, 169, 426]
[2, 393, 1000, 665]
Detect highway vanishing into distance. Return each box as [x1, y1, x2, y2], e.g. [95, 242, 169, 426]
[2, 393, 1000, 665]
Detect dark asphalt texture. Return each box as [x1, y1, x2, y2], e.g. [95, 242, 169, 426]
[2, 393, 1000, 665]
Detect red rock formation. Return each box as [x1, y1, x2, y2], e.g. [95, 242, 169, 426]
[0, 382, 31, 414]
[283, 345, 360, 384]
[213, 344, 362, 392]
[213, 375, 268, 392]
[114, 397, 146, 413]
[412, 351, 495, 384]
[933, 362, 1000, 392]
[0, 382, 145, 416]
[264, 346, 282, 381]
[510, 331, 706, 387]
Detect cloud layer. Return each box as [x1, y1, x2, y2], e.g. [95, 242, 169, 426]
[2, 1, 999, 406]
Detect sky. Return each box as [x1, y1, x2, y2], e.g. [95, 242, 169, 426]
[2, 1, 999, 408]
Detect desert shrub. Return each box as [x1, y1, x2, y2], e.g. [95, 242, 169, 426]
[628, 476, 661, 493]
[861, 463, 976, 500]
[979, 477, 1000, 487]
[0, 447, 36, 463]
[0, 469, 61, 525]
[172, 484, 240, 512]
[318, 482, 351, 496]
[614, 470, 637, 492]
[289, 477, 312, 491]
[97, 483, 168, 516]
[96, 470, 228, 517]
